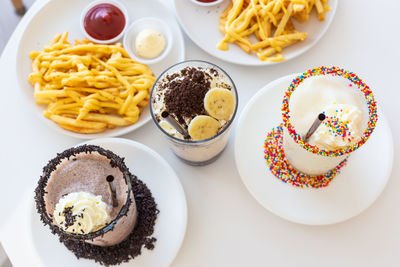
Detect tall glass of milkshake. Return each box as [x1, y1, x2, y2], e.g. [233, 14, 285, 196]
[281, 67, 378, 175]
[150, 60, 238, 166]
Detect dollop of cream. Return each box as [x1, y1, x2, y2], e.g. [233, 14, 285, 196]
[53, 192, 111, 234]
[135, 29, 166, 59]
[309, 104, 363, 150]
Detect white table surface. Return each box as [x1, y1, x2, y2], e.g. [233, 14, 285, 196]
[1, 0, 399, 266]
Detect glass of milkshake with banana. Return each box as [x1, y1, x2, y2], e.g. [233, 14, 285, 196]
[150, 60, 238, 165]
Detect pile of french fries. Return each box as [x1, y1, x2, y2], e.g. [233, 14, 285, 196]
[217, 0, 330, 62]
[28, 32, 156, 134]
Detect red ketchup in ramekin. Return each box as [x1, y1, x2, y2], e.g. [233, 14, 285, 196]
[84, 3, 126, 41]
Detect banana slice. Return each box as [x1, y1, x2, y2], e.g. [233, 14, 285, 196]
[188, 115, 220, 141]
[204, 87, 235, 120]
[159, 120, 183, 138]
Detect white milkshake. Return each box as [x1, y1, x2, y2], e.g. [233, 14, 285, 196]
[282, 75, 368, 175]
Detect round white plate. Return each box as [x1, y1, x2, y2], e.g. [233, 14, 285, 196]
[30, 138, 187, 266]
[234, 74, 393, 225]
[16, 0, 185, 139]
[173, 0, 337, 66]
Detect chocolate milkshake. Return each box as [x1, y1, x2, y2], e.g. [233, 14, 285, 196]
[150, 60, 238, 165]
[35, 145, 137, 247]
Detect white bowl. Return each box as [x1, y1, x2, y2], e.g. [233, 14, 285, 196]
[123, 17, 172, 65]
[189, 0, 225, 7]
[80, 0, 129, 44]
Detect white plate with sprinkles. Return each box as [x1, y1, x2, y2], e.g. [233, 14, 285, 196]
[234, 72, 393, 225]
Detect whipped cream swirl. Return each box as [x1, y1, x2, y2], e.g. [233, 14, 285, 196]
[53, 192, 111, 235]
[309, 104, 363, 150]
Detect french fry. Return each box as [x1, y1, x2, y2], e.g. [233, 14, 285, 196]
[58, 123, 106, 134]
[48, 114, 107, 129]
[274, 3, 292, 37]
[251, 32, 307, 50]
[83, 113, 132, 126]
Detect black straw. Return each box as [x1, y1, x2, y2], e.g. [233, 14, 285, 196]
[106, 175, 118, 207]
[161, 111, 189, 138]
[303, 113, 326, 142]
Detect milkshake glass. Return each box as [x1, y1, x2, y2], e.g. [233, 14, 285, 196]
[281, 67, 378, 175]
[150, 60, 238, 166]
[35, 145, 138, 247]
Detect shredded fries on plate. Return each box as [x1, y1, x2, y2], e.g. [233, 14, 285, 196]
[28, 32, 156, 134]
[217, 0, 330, 62]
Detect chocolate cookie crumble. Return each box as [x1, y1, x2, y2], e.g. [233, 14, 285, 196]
[164, 67, 211, 122]
[63, 206, 77, 229]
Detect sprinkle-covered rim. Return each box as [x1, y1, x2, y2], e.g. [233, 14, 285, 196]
[282, 66, 378, 157]
[264, 124, 348, 188]
[34, 144, 134, 242]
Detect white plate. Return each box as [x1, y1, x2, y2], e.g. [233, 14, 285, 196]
[16, 0, 185, 139]
[234, 74, 393, 225]
[25, 138, 188, 267]
[173, 0, 337, 66]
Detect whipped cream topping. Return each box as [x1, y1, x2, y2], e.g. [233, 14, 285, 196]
[289, 76, 367, 150]
[309, 103, 363, 150]
[53, 192, 111, 234]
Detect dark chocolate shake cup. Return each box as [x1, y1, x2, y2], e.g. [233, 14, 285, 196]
[35, 145, 138, 247]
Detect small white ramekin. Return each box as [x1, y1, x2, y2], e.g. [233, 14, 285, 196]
[80, 0, 129, 44]
[123, 17, 172, 65]
[189, 0, 225, 7]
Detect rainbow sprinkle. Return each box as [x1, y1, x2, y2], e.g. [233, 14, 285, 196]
[264, 124, 348, 188]
[323, 115, 354, 143]
[282, 66, 378, 157]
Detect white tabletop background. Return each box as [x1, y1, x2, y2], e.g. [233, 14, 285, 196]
[1, 0, 399, 266]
